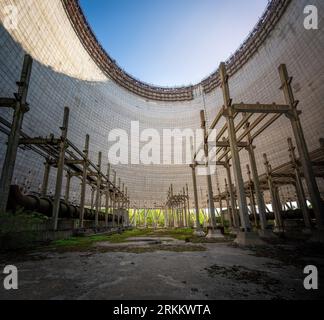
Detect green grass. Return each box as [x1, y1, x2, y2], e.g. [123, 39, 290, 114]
[47, 228, 195, 251]
[47, 227, 232, 253]
[51, 229, 153, 249]
[150, 228, 194, 241]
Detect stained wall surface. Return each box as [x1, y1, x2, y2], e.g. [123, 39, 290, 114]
[0, 0, 323, 207]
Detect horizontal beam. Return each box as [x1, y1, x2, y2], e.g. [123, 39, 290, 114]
[214, 141, 248, 148]
[232, 103, 290, 114]
[0, 98, 16, 108]
[65, 160, 84, 165]
[19, 137, 60, 145]
[195, 161, 227, 167]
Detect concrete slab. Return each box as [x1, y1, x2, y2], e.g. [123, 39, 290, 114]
[0, 239, 323, 300]
[206, 229, 225, 239]
[234, 231, 266, 246]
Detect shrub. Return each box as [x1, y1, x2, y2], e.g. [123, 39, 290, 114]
[0, 208, 48, 251]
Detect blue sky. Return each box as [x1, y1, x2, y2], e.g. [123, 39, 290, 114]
[80, 0, 269, 87]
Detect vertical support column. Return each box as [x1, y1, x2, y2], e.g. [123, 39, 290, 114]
[80, 135, 89, 228]
[144, 208, 148, 228]
[95, 152, 102, 228]
[90, 186, 95, 211]
[105, 190, 110, 228]
[52, 107, 69, 231]
[288, 138, 311, 229]
[263, 154, 284, 233]
[117, 178, 121, 227]
[41, 159, 51, 197]
[219, 63, 251, 232]
[186, 184, 190, 227]
[200, 110, 218, 229]
[105, 163, 111, 228]
[218, 195, 225, 228]
[125, 186, 129, 227]
[224, 179, 234, 227]
[245, 136, 268, 231]
[274, 187, 283, 212]
[182, 187, 187, 227]
[164, 207, 168, 228]
[190, 164, 203, 234]
[122, 183, 125, 226]
[224, 157, 240, 228]
[0, 55, 33, 214]
[247, 165, 258, 228]
[64, 171, 71, 203]
[112, 171, 117, 228]
[279, 64, 324, 228]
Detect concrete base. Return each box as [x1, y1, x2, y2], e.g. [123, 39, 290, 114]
[206, 228, 225, 239]
[308, 229, 324, 244]
[193, 230, 206, 237]
[273, 227, 285, 234]
[234, 231, 266, 246]
[258, 229, 276, 239]
[229, 227, 240, 235]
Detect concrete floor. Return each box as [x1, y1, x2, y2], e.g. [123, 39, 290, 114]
[0, 238, 323, 300]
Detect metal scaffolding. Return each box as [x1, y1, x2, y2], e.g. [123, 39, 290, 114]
[191, 62, 324, 241]
[165, 184, 191, 229]
[0, 55, 130, 231]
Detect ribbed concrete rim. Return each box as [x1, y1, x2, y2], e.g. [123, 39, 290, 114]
[61, 0, 291, 102]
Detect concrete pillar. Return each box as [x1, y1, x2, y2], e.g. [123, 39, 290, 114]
[41, 159, 51, 197]
[0, 55, 33, 215]
[246, 141, 268, 231]
[64, 171, 72, 203]
[263, 154, 283, 232]
[186, 184, 190, 227]
[105, 163, 111, 228]
[79, 134, 89, 228]
[163, 208, 167, 228]
[182, 188, 187, 227]
[218, 196, 225, 227]
[224, 159, 240, 228]
[274, 187, 283, 214]
[90, 187, 95, 211]
[112, 171, 117, 228]
[95, 152, 102, 227]
[190, 164, 203, 233]
[247, 165, 258, 228]
[105, 191, 110, 227]
[220, 63, 251, 232]
[200, 110, 218, 230]
[144, 208, 148, 228]
[224, 181, 232, 226]
[279, 64, 324, 228]
[117, 178, 121, 227]
[288, 138, 311, 229]
[52, 107, 69, 231]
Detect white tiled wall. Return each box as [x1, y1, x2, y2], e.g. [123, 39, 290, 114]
[0, 0, 323, 207]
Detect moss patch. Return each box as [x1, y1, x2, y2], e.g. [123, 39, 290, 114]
[50, 229, 153, 250]
[205, 265, 282, 293]
[97, 244, 207, 254]
[46, 228, 209, 254]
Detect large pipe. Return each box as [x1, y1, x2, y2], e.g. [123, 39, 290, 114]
[6, 185, 128, 224]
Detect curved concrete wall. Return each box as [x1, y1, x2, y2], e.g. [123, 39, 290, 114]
[0, 0, 323, 207]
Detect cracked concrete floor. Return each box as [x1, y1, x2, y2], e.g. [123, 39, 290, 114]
[0, 241, 323, 300]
